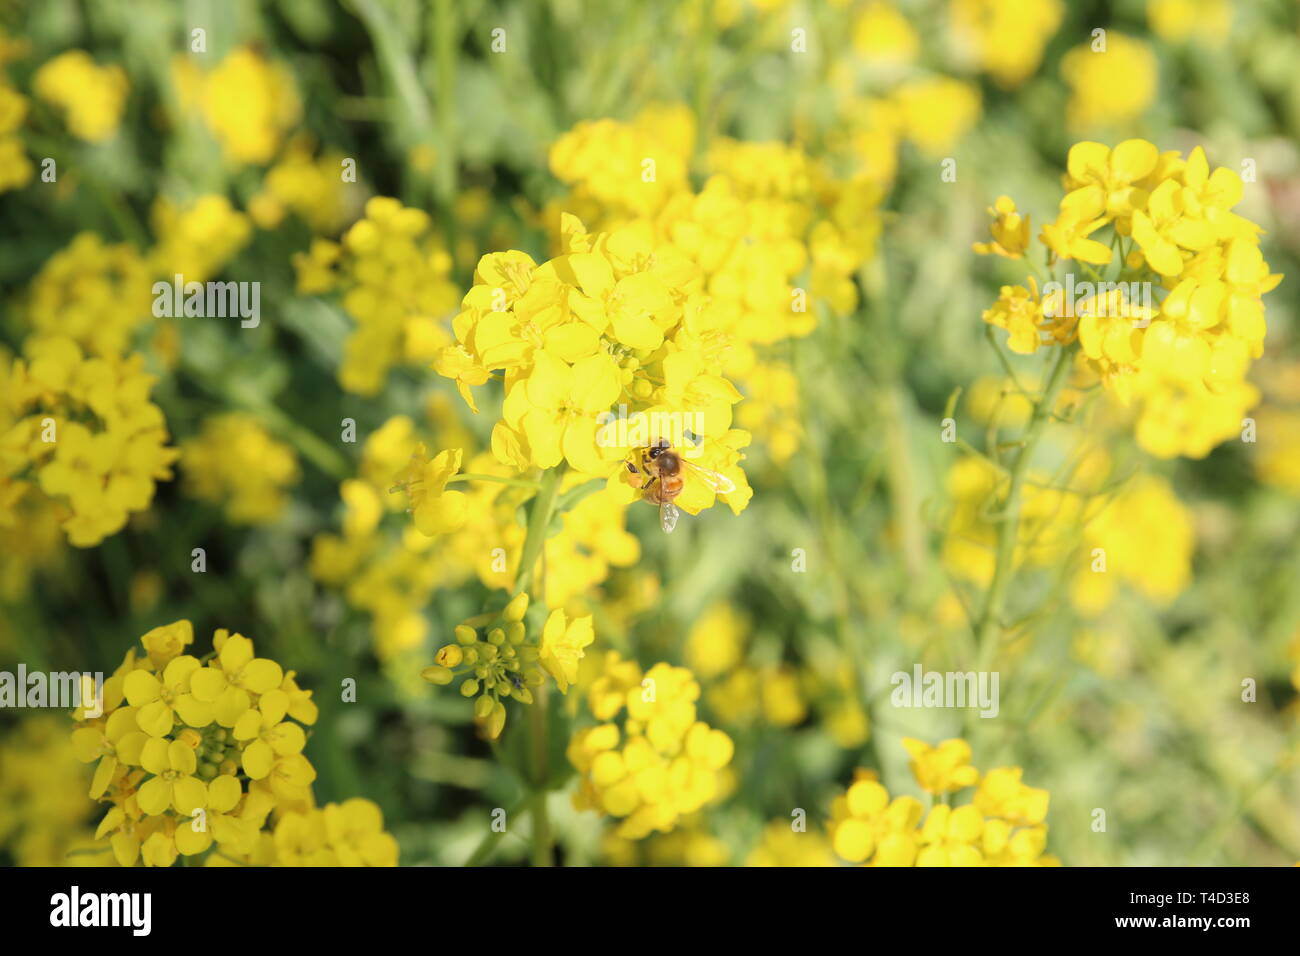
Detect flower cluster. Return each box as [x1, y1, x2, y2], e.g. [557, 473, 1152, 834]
[0, 717, 99, 866]
[1, 337, 178, 546]
[942, 455, 1087, 585]
[0, 476, 64, 599]
[294, 196, 459, 395]
[745, 820, 836, 867]
[420, 594, 593, 740]
[436, 213, 753, 518]
[548, 103, 694, 221]
[680, 602, 862, 745]
[541, 105, 892, 469]
[942, 449, 1194, 617]
[180, 413, 301, 525]
[69, 620, 396, 866]
[33, 50, 128, 142]
[149, 194, 253, 283]
[948, 0, 1064, 89]
[315, 412, 642, 680]
[568, 657, 734, 839]
[830, 739, 1057, 866]
[1061, 34, 1157, 130]
[311, 410, 503, 663]
[1072, 473, 1194, 615]
[249, 135, 353, 234]
[0, 75, 32, 193]
[172, 45, 301, 166]
[260, 799, 399, 867]
[0, 180, 269, 554]
[551, 103, 885, 331]
[828, 5, 986, 183]
[24, 233, 154, 357]
[977, 140, 1281, 459]
[1148, 0, 1232, 45]
[1252, 406, 1300, 496]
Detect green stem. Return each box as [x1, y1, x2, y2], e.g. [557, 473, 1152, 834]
[529, 683, 553, 867]
[513, 465, 564, 598]
[248, 402, 350, 481]
[446, 473, 542, 490]
[884, 387, 924, 580]
[431, 0, 458, 208]
[985, 325, 1029, 396]
[463, 796, 528, 867]
[352, 0, 433, 133]
[690, 0, 716, 169]
[510, 464, 565, 866]
[972, 346, 1074, 674]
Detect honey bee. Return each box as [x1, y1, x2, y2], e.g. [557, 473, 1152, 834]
[626, 438, 736, 533]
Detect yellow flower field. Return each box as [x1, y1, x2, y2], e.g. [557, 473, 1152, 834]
[0, 0, 1298, 871]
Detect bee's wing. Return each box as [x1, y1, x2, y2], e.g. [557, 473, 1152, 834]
[682, 460, 736, 494]
[660, 499, 680, 534]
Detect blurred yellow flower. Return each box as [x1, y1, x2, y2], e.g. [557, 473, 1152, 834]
[1148, 0, 1232, 44]
[831, 743, 1057, 866]
[851, 2, 918, 68]
[175, 46, 301, 165]
[949, 0, 1063, 88]
[1061, 33, 1157, 130]
[180, 413, 300, 525]
[892, 76, 981, 157]
[150, 195, 253, 283]
[902, 737, 981, 793]
[34, 51, 128, 142]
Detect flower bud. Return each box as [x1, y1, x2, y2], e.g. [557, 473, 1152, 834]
[503, 593, 529, 622]
[486, 701, 507, 739]
[435, 644, 464, 667]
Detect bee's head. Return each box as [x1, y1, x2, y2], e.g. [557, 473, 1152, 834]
[648, 438, 671, 459]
